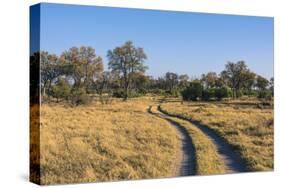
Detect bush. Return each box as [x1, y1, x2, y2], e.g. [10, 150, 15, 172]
[215, 86, 230, 100]
[71, 88, 91, 105]
[112, 89, 124, 98]
[258, 90, 272, 100]
[149, 89, 166, 96]
[129, 90, 145, 98]
[181, 82, 203, 101]
[165, 89, 180, 97]
[52, 78, 71, 102]
[202, 88, 216, 101]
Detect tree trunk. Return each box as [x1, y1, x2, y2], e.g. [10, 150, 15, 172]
[124, 82, 129, 101]
[232, 88, 236, 99]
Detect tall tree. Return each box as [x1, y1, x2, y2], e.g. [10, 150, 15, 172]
[107, 41, 147, 100]
[221, 61, 252, 99]
[241, 71, 256, 93]
[255, 75, 269, 91]
[201, 72, 218, 89]
[40, 51, 61, 97]
[178, 74, 189, 89]
[165, 72, 179, 93]
[60, 46, 103, 92]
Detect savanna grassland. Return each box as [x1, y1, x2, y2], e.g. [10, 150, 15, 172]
[37, 97, 181, 185]
[30, 41, 274, 185]
[160, 99, 274, 171]
[149, 105, 225, 175]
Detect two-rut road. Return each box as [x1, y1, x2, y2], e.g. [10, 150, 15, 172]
[149, 105, 249, 176]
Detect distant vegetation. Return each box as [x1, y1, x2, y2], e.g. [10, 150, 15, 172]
[30, 41, 273, 105]
[30, 41, 274, 184]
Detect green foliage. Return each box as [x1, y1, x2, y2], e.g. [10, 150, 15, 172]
[181, 82, 203, 101]
[258, 90, 272, 100]
[107, 41, 148, 100]
[202, 88, 216, 101]
[112, 89, 125, 98]
[214, 86, 230, 100]
[149, 89, 166, 96]
[70, 88, 91, 106]
[52, 78, 71, 101]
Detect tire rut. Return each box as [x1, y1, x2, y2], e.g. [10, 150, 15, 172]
[158, 105, 250, 173]
[148, 106, 196, 176]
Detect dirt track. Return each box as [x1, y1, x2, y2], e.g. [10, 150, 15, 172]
[148, 106, 196, 176]
[158, 105, 250, 173]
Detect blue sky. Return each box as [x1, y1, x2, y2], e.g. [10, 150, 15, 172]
[37, 3, 274, 79]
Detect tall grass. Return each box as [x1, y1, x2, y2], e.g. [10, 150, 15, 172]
[160, 100, 273, 171]
[36, 97, 180, 184]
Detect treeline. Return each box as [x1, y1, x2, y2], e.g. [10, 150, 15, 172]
[30, 41, 273, 105]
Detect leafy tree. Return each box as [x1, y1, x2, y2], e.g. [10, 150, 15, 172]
[130, 72, 149, 94]
[215, 86, 230, 100]
[52, 77, 71, 102]
[178, 74, 189, 89]
[220, 61, 252, 99]
[255, 75, 269, 91]
[202, 88, 216, 101]
[107, 41, 147, 100]
[165, 72, 179, 93]
[181, 81, 203, 101]
[61, 46, 104, 91]
[241, 71, 256, 94]
[201, 72, 218, 89]
[40, 51, 62, 97]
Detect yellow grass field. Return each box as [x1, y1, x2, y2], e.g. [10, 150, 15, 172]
[37, 97, 180, 185]
[149, 105, 225, 175]
[160, 100, 274, 171]
[30, 96, 274, 185]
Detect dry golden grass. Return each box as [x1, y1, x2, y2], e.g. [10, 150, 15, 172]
[160, 100, 273, 171]
[150, 105, 225, 175]
[37, 97, 180, 185]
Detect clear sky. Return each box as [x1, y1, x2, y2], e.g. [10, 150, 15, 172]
[38, 3, 274, 79]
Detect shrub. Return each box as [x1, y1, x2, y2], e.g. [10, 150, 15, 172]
[112, 89, 124, 98]
[129, 90, 145, 98]
[52, 78, 71, 102]
[149, 89, 166, 96]
[181, 82, 203, 101]
[202, 88, 216, 101]
[258, 90, 272, 100]
[71, 88, 91, 106]
[215, 86, 230, 101]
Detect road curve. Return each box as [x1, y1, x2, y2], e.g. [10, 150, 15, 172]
[148, 106, 196, 176]
[158, 105, 250, 173]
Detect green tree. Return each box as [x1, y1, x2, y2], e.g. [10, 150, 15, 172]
[40, 51, 61, 98]
[61, 46, 104, 91]
[201, 72, 218, 89]
[107, 41, 148, 100]
[165, 72, 179, 93]
[181, 81, 203, 101]
[178, 74, 189, 89]
[215, 86, 230, 100]
[255, 75, 269, 91]
[221, 61, 252, 99]
[52, 77, 71, 102]
[241, 71, 256, 94]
